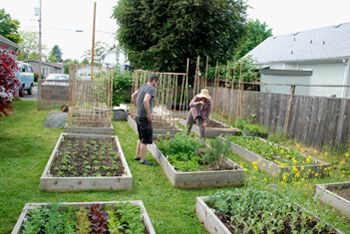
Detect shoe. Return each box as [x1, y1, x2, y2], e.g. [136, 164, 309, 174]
[140, 160, 154, 166]
[134, 156, 141, 161]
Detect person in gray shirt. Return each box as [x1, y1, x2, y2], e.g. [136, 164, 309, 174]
[131, 74, 158, 165]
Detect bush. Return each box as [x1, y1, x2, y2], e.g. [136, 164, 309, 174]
[112, 70, 133, 106]
[0, 48, 19, 115]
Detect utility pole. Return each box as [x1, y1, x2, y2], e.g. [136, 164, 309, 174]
[38, 0, 42, 80]
[90, 1, 97, 80]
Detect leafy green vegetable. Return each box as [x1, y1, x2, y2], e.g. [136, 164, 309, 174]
[76, 208, 90, 234]
[244, 123, 268, 134]
[22, 208, 46, 234]
[207, 188, 337, 233]
[116, 203, 144, 234]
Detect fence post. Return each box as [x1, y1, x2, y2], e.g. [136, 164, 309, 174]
[283, 84, 296, 135]
[238, 62, 243, 118]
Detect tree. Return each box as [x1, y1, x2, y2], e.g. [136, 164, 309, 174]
[48, 45, 63, 63]
[234, 19, 272, 59]
[83, 41, 110, 65]
[113, 0, 247, 72]
[63, 59, 80, 74]
[17, 31, 39, 60]
[0, 9, 21, 43]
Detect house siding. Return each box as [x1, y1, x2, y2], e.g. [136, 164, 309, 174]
[260, 61, 347, 98]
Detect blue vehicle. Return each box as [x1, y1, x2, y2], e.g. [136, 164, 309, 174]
[16, 62, 34, 97]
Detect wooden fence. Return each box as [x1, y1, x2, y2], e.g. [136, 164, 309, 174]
[212, 87, 350, 147]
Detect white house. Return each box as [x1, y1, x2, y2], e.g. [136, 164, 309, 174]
[246, 22, 350, 98]
[102, 46, 130, 70]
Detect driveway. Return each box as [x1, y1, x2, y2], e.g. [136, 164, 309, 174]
[21, 86, 38, 101]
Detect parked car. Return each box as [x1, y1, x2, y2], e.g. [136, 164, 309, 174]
[16, 62, 34, 97]
[45, 73, 69, 81]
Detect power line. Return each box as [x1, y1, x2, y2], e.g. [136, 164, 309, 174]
[20, 26, 115, 34]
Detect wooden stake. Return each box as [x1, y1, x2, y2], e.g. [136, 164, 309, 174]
[90, 1, 97, 80]
[205, 55, 209, 88]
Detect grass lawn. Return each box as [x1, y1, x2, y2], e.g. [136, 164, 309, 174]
[0, 101, 350, 233]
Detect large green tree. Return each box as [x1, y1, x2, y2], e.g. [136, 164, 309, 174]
[114, 0, 247, 72]
[234, 19, 272, 59]
[0, 9, 21, 43]
[48, 45, 63, 63]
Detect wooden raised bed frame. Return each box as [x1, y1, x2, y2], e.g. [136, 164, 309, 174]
[226, 137, 330, 178]
[40, 133, 132, 192]
[315, 181, 350, 218]
[179, 118, 240, 138]
[11, 201, 155, 234]
[64, 123, 115, 135]
[128, 115, 181, 136]
[147, 143, 245, 189]
[196, 196, 344, 234]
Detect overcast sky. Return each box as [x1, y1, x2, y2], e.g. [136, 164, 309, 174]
[1, 0, 350, 61]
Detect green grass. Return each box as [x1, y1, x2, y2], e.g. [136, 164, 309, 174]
[0, 101, 350, 233]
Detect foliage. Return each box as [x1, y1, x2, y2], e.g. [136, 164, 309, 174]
[113, 70, 133, 106]
[0, 9, 21, 43]
[232, 136, 313, 166]
[207, 56, 259, 83]
[48, 45, 63, 63]
[83, 41, 110, 65]
[44, 203, 65, 233]
[89, 204, 108, 233]
[116, 203, 144, 234]
[234, 118, 248, 130]
[63, 59, 80, 74]
[207, 188, 337, 233]
[76, 208, 91, 234]
[22, 208, 46, 233]
[114, 0, 247, 72]
[51, 137, 122, 177]
[234, 19, 273, 59]
[0, 48, 19, 115]
[17, 31, 47, 61]
[244, 123, 268, 134]
[203, 138, 231, 168]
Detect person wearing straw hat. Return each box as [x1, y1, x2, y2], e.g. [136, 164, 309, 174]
[187, 89, 212, 141]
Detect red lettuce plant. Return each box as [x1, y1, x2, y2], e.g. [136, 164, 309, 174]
[88, 204, 108, 233]
[0, 47, 19, 115]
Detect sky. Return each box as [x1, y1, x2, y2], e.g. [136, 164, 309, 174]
[1, 0, 350, 61]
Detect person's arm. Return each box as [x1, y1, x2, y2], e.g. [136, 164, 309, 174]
[202, 100, 213, 126]
[189, 97, 204, 108]
[143, 93, 152, 122]
[131, 89, 138, 104]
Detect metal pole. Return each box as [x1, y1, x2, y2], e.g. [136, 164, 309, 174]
[90, 1, 97, 80]
[38, 0, 42, 80]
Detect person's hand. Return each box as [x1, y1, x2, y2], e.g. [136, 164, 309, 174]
[147, 113, 152, 122]
[203, 121, 207, 128]
[196, 101, 204, 105]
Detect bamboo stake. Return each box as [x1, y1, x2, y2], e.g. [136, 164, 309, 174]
[229, 65, 235, 123]
[213, 62, 219, 113]
[90, 2, 97, 80]
[239, 62, 243, 118]
[205, 55, 209, 88]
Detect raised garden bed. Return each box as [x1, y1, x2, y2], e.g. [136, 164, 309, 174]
[128, 115, 181, 136]
[64, 123, 115, 135]
[12, 201, 155, 234]
[179, 118, 240, 138]
[227, 136, 330, 178]
[40, 133, 132, 191]
[315, 181, 350, 218]
[147, 134, 245, 188]
[196, 188, 343, 234]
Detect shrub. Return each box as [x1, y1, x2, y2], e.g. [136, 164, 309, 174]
[113, 70, 132, 106]
[0, 48, 19, 115]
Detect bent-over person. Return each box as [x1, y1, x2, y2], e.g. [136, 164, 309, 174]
[186, 89, 212, 141]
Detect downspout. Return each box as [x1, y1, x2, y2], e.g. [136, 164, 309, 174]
[341, 58, 350, 98]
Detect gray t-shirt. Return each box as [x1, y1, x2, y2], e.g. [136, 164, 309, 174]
[136, 83, 156, 118]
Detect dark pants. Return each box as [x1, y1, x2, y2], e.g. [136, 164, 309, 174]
[136, 117, 153, 144]
[186, 112, 205, 139]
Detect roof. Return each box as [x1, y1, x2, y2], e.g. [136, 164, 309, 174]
[246, 22, 350, 64]
[25, 60, 63, 69]
[0, 34, 19, 50]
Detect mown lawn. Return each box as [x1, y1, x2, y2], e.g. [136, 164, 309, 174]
[0, 101, 350, 233]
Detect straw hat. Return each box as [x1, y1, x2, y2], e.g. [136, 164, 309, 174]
[196, 89, 211, 100]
